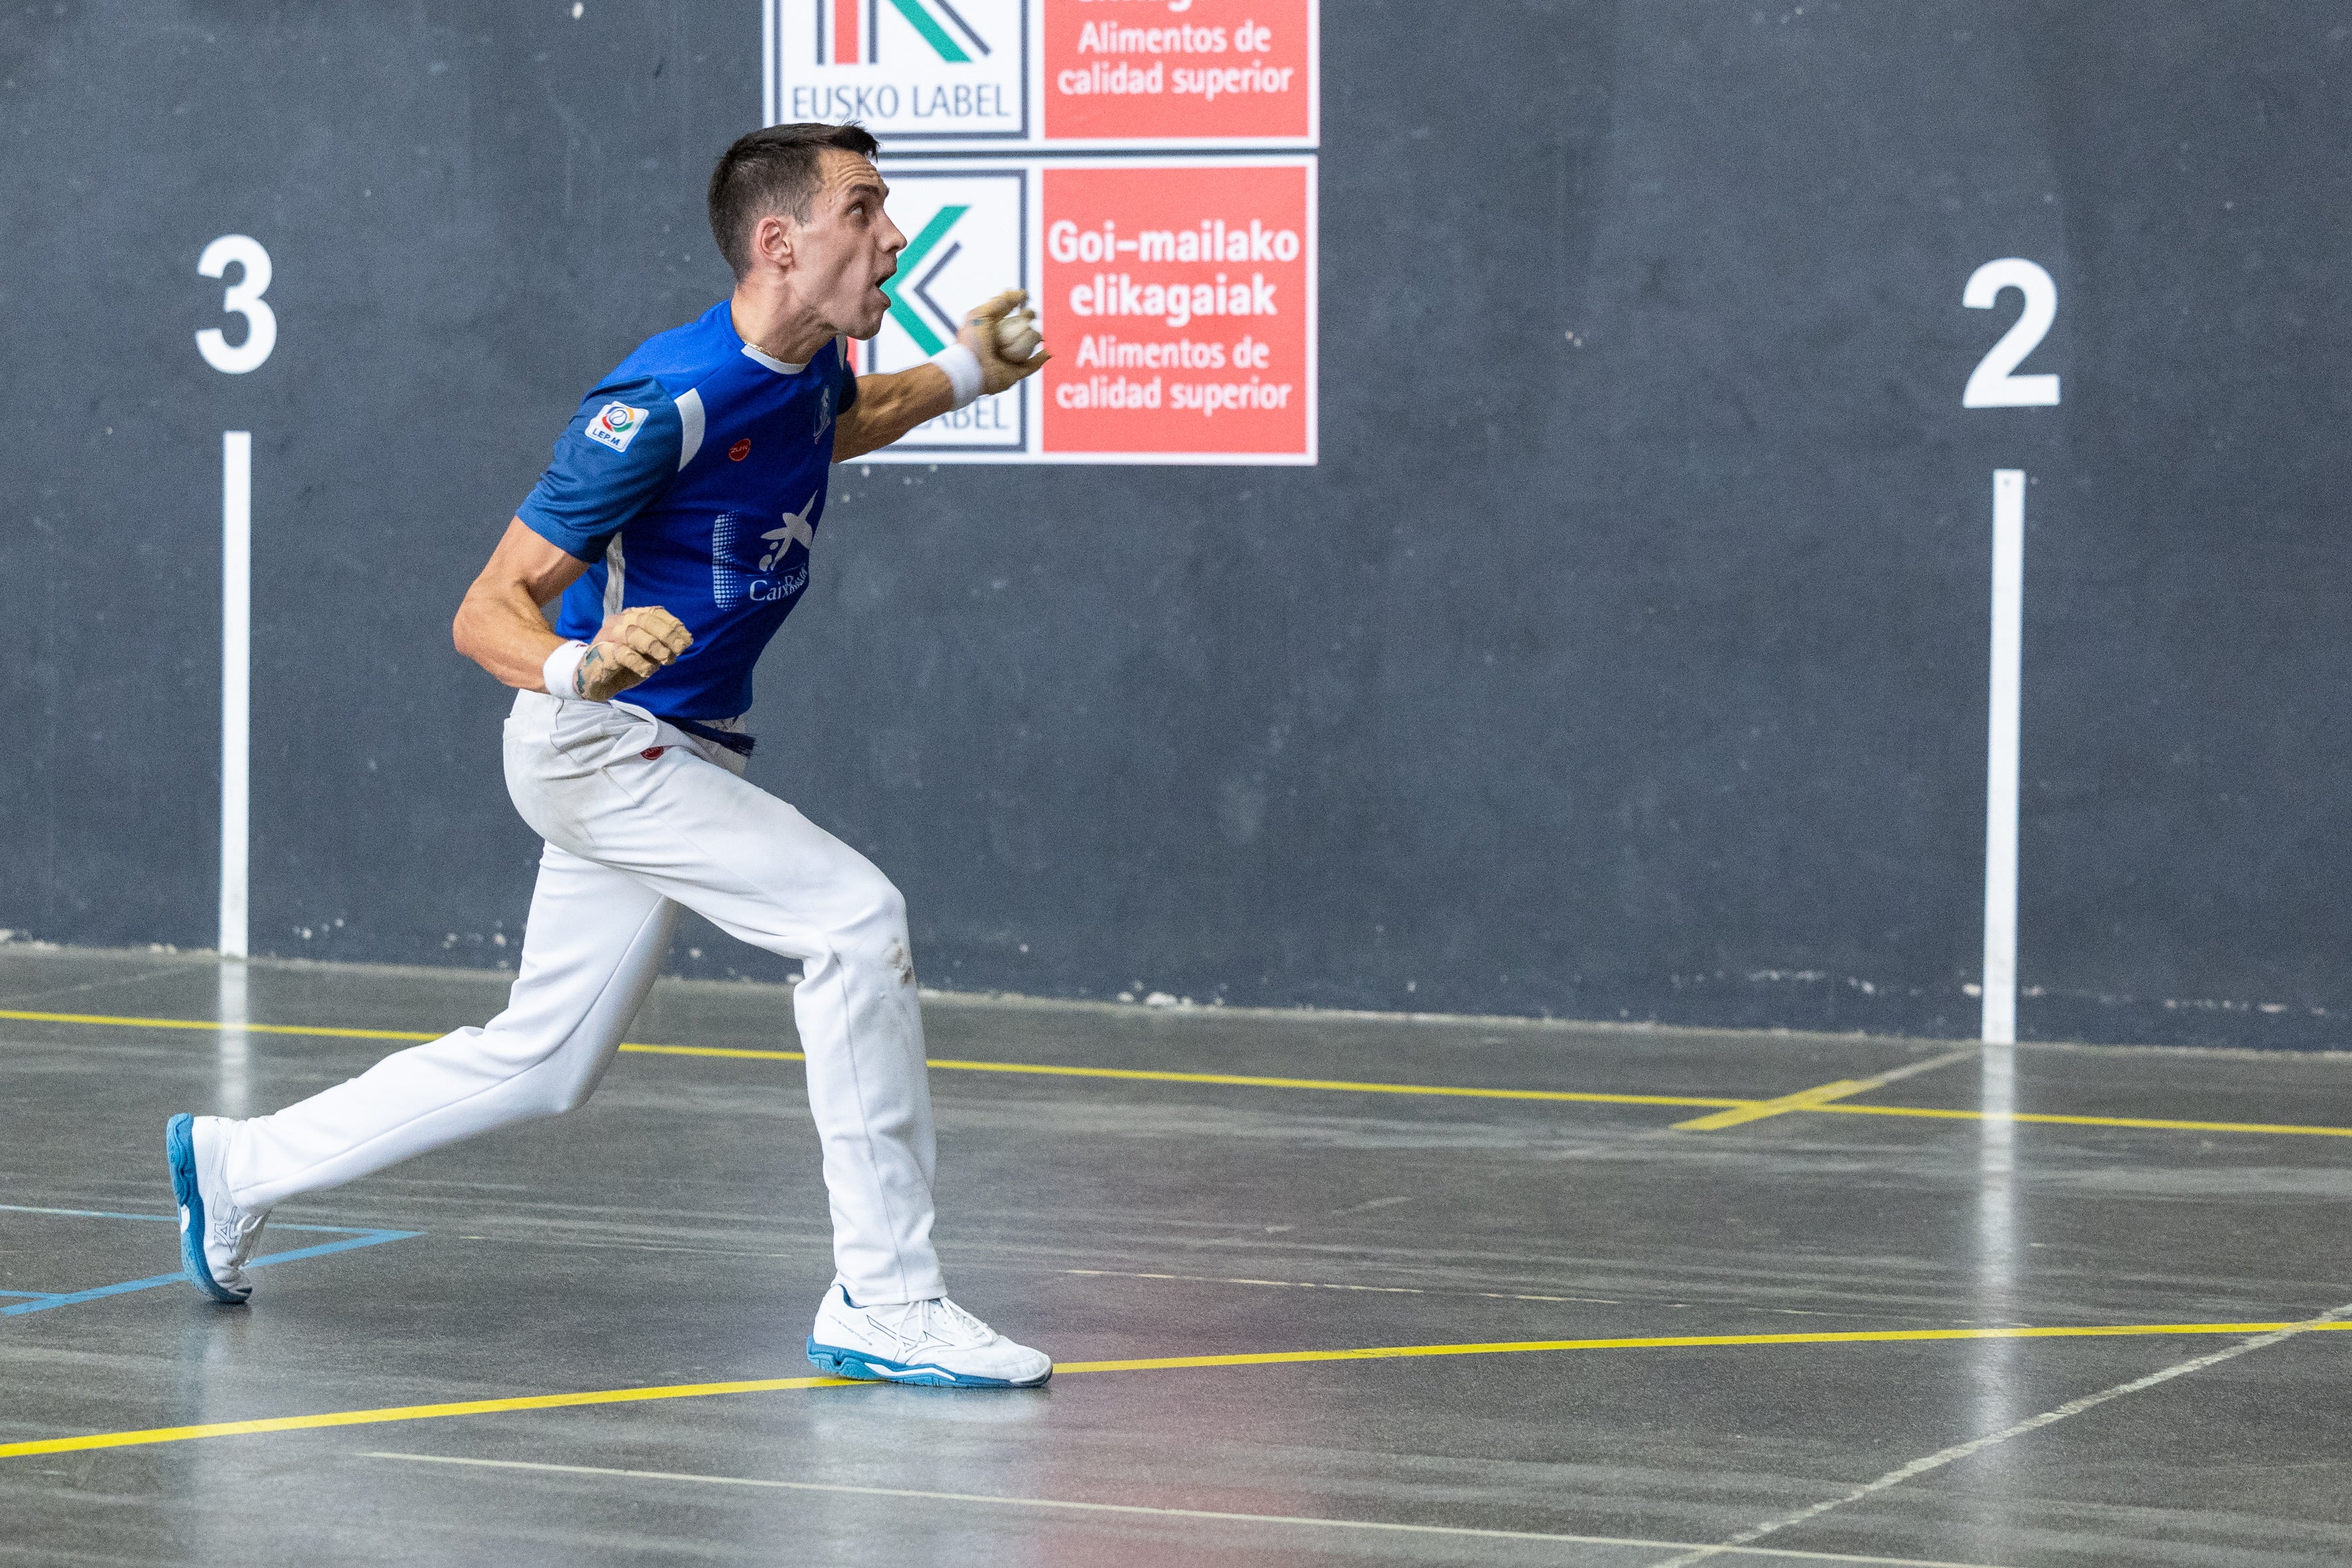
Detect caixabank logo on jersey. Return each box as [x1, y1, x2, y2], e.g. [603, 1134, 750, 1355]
[773, 0, 1027, 142]
[855, 169, 1028, 452]
[712, 496, 817, 609]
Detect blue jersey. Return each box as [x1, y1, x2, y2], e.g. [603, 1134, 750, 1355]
[516, 299, 858, 723]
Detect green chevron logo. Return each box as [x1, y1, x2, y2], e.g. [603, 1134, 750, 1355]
[890, 0, 988, 64]
[880, 202, 969, 355]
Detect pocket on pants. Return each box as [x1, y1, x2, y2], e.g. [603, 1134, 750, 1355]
[546, 698, 663, 767]
[507, 699, 661, 856]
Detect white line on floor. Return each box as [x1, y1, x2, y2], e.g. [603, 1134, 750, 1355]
[358, 1451, 2013, 1567]
[1058, 1266, 1622, 1304]
[1644, 1298, 2352, 1567]
[0, 965, 197, 1010]
[1854, 1046, 1982, 1091]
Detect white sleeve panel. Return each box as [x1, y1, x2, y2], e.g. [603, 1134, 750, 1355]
[675, 388, 706, 470]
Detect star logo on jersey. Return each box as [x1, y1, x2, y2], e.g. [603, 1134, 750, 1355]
[586, 401, 649, 453]
[759, 495, 817, 570]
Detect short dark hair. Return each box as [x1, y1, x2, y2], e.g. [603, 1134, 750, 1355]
[706, 122, 882, 277]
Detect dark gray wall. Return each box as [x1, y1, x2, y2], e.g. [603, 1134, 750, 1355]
[5, 2, 2347, 1048]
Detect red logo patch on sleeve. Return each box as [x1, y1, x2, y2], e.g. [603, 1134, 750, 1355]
[728, 439, 752, 461]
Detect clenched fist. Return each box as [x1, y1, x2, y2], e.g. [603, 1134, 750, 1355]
[959, 289, 1050, 395]
[576, 606, 692, 700]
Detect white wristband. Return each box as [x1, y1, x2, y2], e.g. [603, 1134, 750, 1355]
[542, 639, 595, 702]
[928, 342, 984, 410]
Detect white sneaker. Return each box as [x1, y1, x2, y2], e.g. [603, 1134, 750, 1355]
[807, 1283, 1052, 1387]
[165, 1113, 271, 1304]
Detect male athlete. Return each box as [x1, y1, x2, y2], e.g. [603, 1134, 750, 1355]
[164, 122, 1055, 1388]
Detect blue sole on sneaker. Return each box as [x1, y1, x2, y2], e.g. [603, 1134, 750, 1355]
[806, 1336, 1050, 1389]
[166, 1114, 247, 1304]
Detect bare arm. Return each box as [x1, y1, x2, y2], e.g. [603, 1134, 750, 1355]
[832, 291, 1050, 463]
[832, 364, 955, 463]
[453, 518, 590, 690]
[451, 518, 692, 696]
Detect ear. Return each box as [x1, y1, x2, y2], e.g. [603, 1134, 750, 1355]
[753, 212, 795, 274]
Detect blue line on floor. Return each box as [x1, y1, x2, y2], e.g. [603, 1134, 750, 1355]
[2, 1271, 195, 1315]
[0, 1202, 398, 1234]
[1, 1208, 421, 1318]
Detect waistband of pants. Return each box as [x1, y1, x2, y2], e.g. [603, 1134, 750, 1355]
[665, 714, 756, 757]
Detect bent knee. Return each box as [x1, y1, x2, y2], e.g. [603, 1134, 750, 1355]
[834, 866, 908, 943]
[819, 871, 915, 986]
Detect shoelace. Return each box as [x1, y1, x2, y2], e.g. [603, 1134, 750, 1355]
[919, 1298, 992, 1346]
[211, 1208, 270, 1266]
[870, 1296, 994, 1356]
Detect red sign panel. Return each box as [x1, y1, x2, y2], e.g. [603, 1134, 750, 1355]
[1041, 160, 1314, 460]
[1042, 0, 1315, 144]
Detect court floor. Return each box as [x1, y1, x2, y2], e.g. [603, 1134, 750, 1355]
[1, 945, 2348, 1567]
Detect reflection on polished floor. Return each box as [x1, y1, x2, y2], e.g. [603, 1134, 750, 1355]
[2, 945, 2349, 1567]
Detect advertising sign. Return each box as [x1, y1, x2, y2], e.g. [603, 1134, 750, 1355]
[768, 1, 1318, 462]
[862, 157, 1314, 465]
[1041, 0, 1316, 147]
[769, 0, 1316, 149]
[850, 167, 1030, 453]
[770, 0, 1030, 142]
[1040, 159, 1312, 459]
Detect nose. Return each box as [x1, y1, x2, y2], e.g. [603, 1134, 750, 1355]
[880, 210, 907, 256]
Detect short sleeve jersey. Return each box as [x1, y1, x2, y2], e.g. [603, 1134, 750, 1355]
[516, 299, 859, 722]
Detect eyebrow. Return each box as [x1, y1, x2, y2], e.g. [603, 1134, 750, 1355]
[842, 178, 888, 205]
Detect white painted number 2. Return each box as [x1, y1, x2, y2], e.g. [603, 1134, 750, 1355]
[1962, 258, 2059, 408]
[196, 234, 276, 374]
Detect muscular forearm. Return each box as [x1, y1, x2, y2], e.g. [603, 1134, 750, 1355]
[453, 517, 593, 691]
[453, 580, 568, 691]
[832, 365, 954, 462]
[829, 294, 1048, 463]
[453, 518, 691, 699]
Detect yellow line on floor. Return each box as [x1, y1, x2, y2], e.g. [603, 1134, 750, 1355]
[0, 1010, 1744, 1113]
[0, 1009, 436, 1042]
[1674, 1078, 1875, 1131]
[11, 1008, 2352, 1137]
[627, 1044, 1743, 1109]
[900, 1055, 1741, 1110]
[1814, 1102, 2352, 1138]
[1053, 1318, 2352, 1372]
[628, 1049, 2352, 1136]
[619, 1042, 807, 1063]
[0, 1375, 852, 1458]
[7, 1318, 2350, 1460]
[1676, 1046, 1985, 1133]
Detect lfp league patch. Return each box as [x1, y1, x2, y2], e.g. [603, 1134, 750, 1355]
[585, 401, 649, 453]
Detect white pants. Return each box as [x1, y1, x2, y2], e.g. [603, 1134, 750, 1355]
[222, 690, 945, 1303]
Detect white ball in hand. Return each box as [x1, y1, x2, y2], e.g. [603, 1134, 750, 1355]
[994, 309, 1042, 362]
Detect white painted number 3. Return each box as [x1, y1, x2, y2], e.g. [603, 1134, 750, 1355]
[1962, 258, 2059, 408]
[196, 234, 276, 374]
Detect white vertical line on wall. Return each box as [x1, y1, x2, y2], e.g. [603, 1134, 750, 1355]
[762, 0, 776, 125]
[219, 430, 251, 961]
[1981, 469, 2025, 1045]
